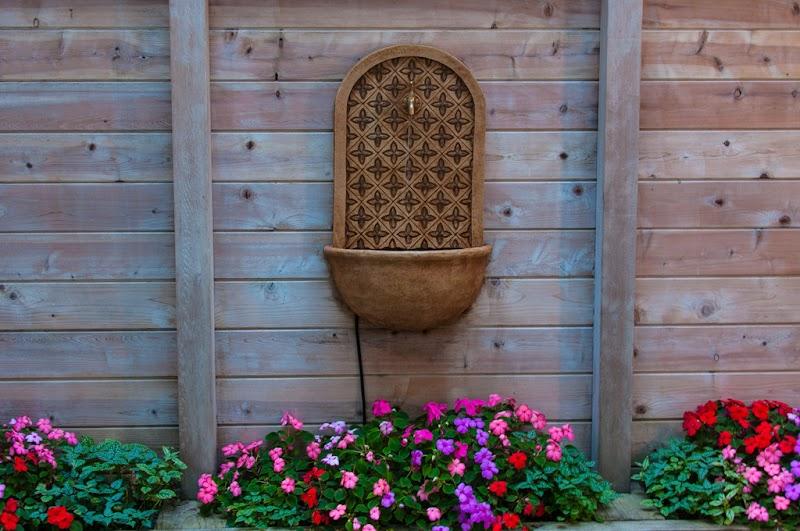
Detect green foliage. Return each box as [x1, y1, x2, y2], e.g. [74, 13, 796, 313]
[633, 438, 746, 525]
[35, 438, 186, 529]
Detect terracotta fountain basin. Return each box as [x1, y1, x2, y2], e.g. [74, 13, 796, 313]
[324, 245, 492, 331]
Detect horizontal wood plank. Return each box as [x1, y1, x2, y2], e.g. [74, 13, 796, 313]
[0, 183, 173, 231]
[217, 278, 593, 329]
[634, 325, 800, 372]
[637, 229, 800, 276]
[2, 0, 169, 28]
[638, 181, 800, 228]
[365, 374, 593, 420]
[643, 1, 800, 30]
[217, 377, 363, 424]
[642, 30, 800, 80]
[0, 379, 177, 426]
[214, 281, 352, 328]
[209, 29, 599, 81]
[0, 282, 175, 330]
[639, 131, 800, 180]
[360, 326, 593, 374]
[208, 0, 601, 29]
[634, 372, 800, 419]
[211, 81, 598, 131]
[210, 131, 597, 182]
[635, 277, 800, 325]
[216, 329, 357, 376]
[211, 182, 597, 230]
[213, 229, 594, 279]
[0, 233, 174, 280]
[80, 426, 179, 448]
[0, 30, 170, 80]
[640, 81, 800, 130]
[0, 133, 172, 183]
[0, 82, 171, 131]
[0, 331, 176, 378]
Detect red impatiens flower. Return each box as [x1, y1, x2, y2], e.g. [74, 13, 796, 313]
[300, 487, 318, 508]
[488, 480, 507, 497]
[12, 456, 27, 473]
[780, 435, 797, 454]
[697, 400, 717, 426]
[726, 403, 750, 428]
[524, 500, 546, 518]
[1, 499, 19, 531]
[682, 411, 702, 436]
[717, 430, 732, 447]
[311, 510, 329, 526]
[503, 513, 521, 528]
[302, 466, 325, 484]
[508, 451, 527, 470]
[751, 400, 770, 421]
[46, 506, 74, 530]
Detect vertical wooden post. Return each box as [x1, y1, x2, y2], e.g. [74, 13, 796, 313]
[591, 0, 642, 492]
[168, 0, 216, 495]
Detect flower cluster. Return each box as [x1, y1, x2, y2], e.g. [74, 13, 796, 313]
[198, 394, 615, 529]
[641, 398, 800, 527]
[1, 416, 78, 530]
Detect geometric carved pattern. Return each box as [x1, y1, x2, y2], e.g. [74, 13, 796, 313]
[344, 56, 475, 249]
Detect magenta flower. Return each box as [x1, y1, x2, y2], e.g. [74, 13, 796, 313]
[414, 429, 433, 445]
[197, 473, 218, 504]
[746, 502, 769, 522]
[454, 397, 484, 416]
[369, 507, 380, 520]
[281, 477, 296, 494]
[427, 507, 442, 521]
[229, 480, 242, 497]
[306, 441, 321, 460]
[329, 504, 347, 520]
[448, 458, 465, 476]
[372, 400, 392, 417]
[454, 441, 468, 459]
[280, 411, 304, 430]
[774, 495, 790, 511]
[340, 471, 359, 489]
[546, 440, 562, 462]
[423, 402, 448, 425]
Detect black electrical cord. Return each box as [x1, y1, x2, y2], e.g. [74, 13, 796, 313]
[354, 315, 368, 424]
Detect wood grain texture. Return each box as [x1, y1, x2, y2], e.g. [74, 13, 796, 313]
[0, 133, 172, 183]
[592, 0, 642, 491]
[639, 131, 800, 180]
[211, 81, 598, 131]
[0, 183, 173, 232]
[0, 233, 174, 280]
[637, 229, 800, 276]
[216, 278, 593, 329]
[634, 372, 800, 419]
[216, 329, 357, 376]
[208, 0, 601, 29]
[635, 277, 800, 325]
[210, 182, 597, 231]
[0, 331, 176, 378]
[217, 377, 363, 424]
[642, 30, 800, 80]
[209, 29, 599, 81]
[631, 420, 681, 463]
[2, 0, 169, 28]
[360, 326, 593, 374]
[214, 281, 352, 328]
[80, 427, 178, 448]
[365, 374, 592, 420]
[169, 0, 216, 494]
[634, 325, 800, 372]
[638, 181, 800, 228]
[484, 182, 596, 229]
[213, 230, 594, 279]
[643, 1, 800, 30]
[0, 30, 170, 80]
[0, 82, 171, 131]
[640, 81, 800, 130]
[0, 379, 177, 426]
[0, 282, 175, 330]
[210, 131, 597, 181]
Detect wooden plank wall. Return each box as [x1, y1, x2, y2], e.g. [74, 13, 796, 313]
[633, 0, 800, 461]
[206, 0, 600, 452]
[0, 1, 177, 446]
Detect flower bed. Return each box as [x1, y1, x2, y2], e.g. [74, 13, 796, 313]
[1, 416, 185, 530]
[635, 399, 800, 527]
[198, 395, 615, 530]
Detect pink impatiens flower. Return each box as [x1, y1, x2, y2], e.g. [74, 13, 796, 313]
[196, 473, 218, 504]
[280, 411, 304, 430]
[722, 445, 737, 460]
[306, 441, 321, 460]
[280, 477, 296, 494]
[746, 502, 769, 522]
[427, 507, 442, 522]
[228, 480, 242, 497]
[531, 410, 547, 430]
[448, 458, 466, 476]
[340, 471, 359, 489]
[744, 467, 762, 484]
[774, 496, 790, 511]
[423, 402, 448, 425]
[546, 440, 562, 462]
[329, 504, 347, 520]
[489, 419, 508, 436]
[372, 400, 392, 417]
[369, 507, 380, 520]
[414, 429, 433, 444]
[487, 393, 503, 407]
[372, 478, 390, 496]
